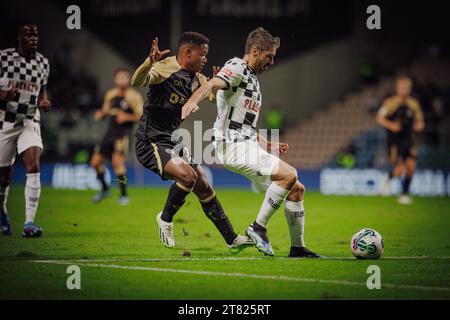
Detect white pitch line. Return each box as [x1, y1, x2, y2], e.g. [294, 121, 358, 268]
[31, 260, 450, 292]
[29, 255, 450, 263]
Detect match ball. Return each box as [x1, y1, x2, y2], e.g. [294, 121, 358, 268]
[351, 228, 384, 259]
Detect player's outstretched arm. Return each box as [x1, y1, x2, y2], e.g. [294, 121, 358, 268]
[200, 66, 221, 103]
[181, 77, 227, 120]
[131, 37, 170, 87]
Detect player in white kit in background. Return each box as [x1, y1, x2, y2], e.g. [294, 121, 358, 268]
[182, 27, 321, 258]
[0, 24, 51, 237]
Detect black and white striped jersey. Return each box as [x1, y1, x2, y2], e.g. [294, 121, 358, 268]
[214, 57, 261, 141]
[0, 48, 50, 131]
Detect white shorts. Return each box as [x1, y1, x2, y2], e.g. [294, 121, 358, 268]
[0, 120, 43, 167]
[214, 139, 280, 192]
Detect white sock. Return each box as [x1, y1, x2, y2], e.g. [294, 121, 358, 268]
[25, 173, 41, 224]
[255, 182, 290, 228]
[0, 185, 9, 214]
[284, 200, 306, 247]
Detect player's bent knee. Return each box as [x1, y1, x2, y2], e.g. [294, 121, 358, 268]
[0, 176, 11, 187]
[284, 166, 298, 188]
[178, 168, 198, 189]
[0, 168, 11, 187]
[25, 162, 40, 174]
[297, 182, 306, 195]
[287, 181, 304, 201]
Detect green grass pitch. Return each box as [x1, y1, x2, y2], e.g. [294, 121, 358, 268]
[0, 186, 449, 299]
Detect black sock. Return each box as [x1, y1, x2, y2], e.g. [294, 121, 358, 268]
[201, 195, 237, 245]
[161, 183, 190, 222]
[252, 221, 269, 241]
[252, 221, 266, 232]
[97, 171, 109, 192]
[117, 175, 127, 196]
[402, 176, 412, 194]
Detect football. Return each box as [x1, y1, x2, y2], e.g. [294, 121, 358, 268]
[351, 228, 384, 259]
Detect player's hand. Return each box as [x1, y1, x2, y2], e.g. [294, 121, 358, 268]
[94, 109, 104, 120]
[212, 66, 220, 78]
[413, 121, 425, 133]
[0, 87, 17, 101]
[389, 122, 401, 133]
[149, 37, 170, 64]
[205, 66, 221, 81]
[38, 99, 52, 112]
[116, 111, 129, 124]
[181, 102, 199, 120]
[266, 142, 289, 155]
[278, 143, 289, 155]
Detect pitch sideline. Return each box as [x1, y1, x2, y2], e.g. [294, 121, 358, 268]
[30, 259, 450, 292]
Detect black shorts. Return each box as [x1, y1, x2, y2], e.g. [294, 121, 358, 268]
[388, 142, 416, 164]
[95, 135, 129, 159]
[135, 137, 195, 180]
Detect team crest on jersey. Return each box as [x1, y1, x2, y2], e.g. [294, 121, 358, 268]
[173, 79, 183, 87]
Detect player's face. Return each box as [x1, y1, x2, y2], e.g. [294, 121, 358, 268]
[19, 25, 39, 53]
[188, 44, 209, 73]
[396, 79, 412, 98]
[254, 47, 277, 74]
[114, 71, 131, 88]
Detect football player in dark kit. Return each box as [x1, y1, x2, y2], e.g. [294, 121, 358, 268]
[131, 33, 252, 253]
[377, 75, 425, 204]
[91, 69, 143, 205]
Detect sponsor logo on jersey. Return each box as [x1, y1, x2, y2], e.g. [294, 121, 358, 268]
[222, 68, 233, 77]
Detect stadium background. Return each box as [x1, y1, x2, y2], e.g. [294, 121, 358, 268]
[1, 0, 449, 195]
[1, 0, 450, 302]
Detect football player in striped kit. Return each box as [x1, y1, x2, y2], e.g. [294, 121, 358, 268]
[0, 24, 51, 237]
[182, 27, 321, 258]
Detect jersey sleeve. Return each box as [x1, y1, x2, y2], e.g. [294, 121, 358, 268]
[377, 97, 397, 118]
[147, 67, 163, 85]
[127, 89, 144, 117]
[215, 60, 244, 90]
[101, 89, 115, 113]
[410, 98, 424, 121]
[196, 72, 216, 102]
[42, 57, 50, 86]
[147, 56, 180, 86]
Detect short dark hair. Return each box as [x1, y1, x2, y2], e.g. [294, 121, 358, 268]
[114, 68, 129, 77]
[17, 22, 37, 35]
[178, 31, 209, 48]
[245, 27, 280, 54]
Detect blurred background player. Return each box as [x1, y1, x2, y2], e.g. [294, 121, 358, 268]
[377, 75, 425, 204]
[182, 27, 321, 258]
[0, 23, 51, 237]
[132, 33, 252, 253]
[90, 68, 143, 205]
